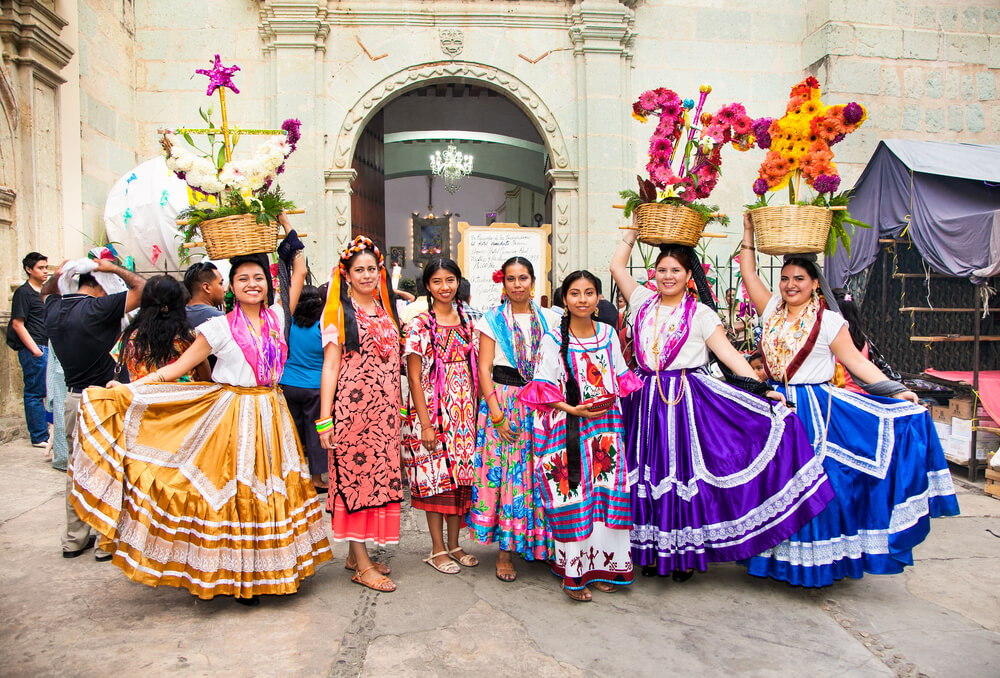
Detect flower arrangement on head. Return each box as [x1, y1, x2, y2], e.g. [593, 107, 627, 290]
[163, 55, 301, 253]
[620, 84, 758, 226]
[747, 76, 870, 254]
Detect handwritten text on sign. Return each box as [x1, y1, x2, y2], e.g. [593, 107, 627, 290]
[462, 228, 546, 308]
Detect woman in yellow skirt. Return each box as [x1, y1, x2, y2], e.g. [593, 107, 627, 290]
[69, 219, 332, 603]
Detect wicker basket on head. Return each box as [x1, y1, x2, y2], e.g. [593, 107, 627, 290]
[198, 214, 278, 260]
[749, 205, 832, 255]
[634, 203, 706, 246]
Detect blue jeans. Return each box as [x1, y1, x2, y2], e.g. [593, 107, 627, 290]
[46, 348, 69, 470]
[18, 346, 48, 444]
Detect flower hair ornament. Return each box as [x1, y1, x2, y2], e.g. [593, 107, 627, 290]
[491, 268, 504, 284]
[322, 235, 399, 353]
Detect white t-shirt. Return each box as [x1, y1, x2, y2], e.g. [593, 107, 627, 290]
[760, 295, 847, 384]
[474, 307, 561, 370]
[197, 306, 286, 387]
[627, 286, 721, 370]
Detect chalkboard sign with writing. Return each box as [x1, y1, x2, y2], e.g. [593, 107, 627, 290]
[456, 222, 551, 309]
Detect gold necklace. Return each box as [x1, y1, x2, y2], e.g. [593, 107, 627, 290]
[650, 302, 682, 358]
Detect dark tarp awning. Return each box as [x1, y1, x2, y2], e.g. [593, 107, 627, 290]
[826, 140, 1000, 287]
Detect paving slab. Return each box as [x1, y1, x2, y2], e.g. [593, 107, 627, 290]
[0, 438, 997, 677]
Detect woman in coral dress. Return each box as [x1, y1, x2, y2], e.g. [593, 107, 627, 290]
[318, 236, 403, 592]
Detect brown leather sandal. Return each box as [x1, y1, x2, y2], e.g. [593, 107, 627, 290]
[563, 585, 592, 602]
[351, 565, 396, 592]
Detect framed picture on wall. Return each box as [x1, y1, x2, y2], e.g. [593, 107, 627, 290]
[389, 246, 406, 268]
[412, 212, 451, 267]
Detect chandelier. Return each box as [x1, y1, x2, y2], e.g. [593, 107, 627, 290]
[430, 144, 474, 194]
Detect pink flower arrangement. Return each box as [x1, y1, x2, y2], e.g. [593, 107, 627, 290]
[624, 84, 757, 215]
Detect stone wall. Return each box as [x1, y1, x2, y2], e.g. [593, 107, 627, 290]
[805, 0, 1000, 187]
[76, 0, 138, 250]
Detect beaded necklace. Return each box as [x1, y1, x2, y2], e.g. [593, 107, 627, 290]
[506, 303, 542, 381]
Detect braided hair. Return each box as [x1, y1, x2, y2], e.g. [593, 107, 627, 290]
[558, 270, 600, 491]
[421, 258, 475, 421]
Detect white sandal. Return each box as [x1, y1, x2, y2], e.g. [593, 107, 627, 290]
[447, 547, 479, 567]
[423, 551, 461, 575]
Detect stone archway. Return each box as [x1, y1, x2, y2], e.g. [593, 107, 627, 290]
[324, 61, 579, 284]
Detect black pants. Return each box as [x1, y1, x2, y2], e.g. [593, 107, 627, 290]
[281, 384, 326, 478]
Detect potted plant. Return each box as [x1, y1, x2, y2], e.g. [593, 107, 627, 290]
[619, 84, 756, 245]
[162, 55, 301, 261]
[745, 76, 869, 255]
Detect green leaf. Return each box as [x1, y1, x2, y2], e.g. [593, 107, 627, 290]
[182, 132, 195, 148]
[216, 144, 227, 170]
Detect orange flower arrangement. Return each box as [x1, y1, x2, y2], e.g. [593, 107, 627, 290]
[750, 76, 867, 200]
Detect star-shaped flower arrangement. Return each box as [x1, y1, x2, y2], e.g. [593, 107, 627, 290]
[747, 77, 870, 255]
[159, 54, 302, 261]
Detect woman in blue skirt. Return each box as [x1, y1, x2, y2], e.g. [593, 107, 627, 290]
[739, 213, 960, 586]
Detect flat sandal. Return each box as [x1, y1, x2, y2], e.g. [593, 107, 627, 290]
[423, 551, 461, 574]
[351, 565, 396, 592]
[447, 547, 479, 567]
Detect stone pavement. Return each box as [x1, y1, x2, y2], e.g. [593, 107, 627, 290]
[0, 436, 998, 678]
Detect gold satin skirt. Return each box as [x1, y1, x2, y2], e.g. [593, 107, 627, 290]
[69, 382, 332, 599]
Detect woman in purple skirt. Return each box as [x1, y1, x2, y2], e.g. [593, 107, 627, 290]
[610, 232, 833, 579]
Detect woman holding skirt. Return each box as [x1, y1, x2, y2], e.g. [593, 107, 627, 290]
[470, 256, 558, 581]
[610, 231, 833, 579]
[318, 236, 403, 593]
[738, 213, 959, 587]
[520, 271, 642, 601]
[402, 258, 480, 574]
[69, 220, 332, 602]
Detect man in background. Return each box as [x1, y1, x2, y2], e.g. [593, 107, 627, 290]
[183, 261, 225, 328]
[8, 252, 50, 449]
[593, 277, 620, 329]
[43, 258, 145, 559]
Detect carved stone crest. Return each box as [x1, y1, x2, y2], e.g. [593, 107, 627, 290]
[439, 29, 464, 57]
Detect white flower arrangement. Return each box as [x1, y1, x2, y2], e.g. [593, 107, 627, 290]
[165, 134, 292, 196]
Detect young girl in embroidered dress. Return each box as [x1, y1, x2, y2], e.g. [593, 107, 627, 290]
[403, 258, 480, 575]
[610, 232, 833, 580]
[470, 257, 559, 582]
[318, 236, 404, 593]
[738, 214, 959, 587]
[520, 270, 641, 601]
[69, 214, 332, 603]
